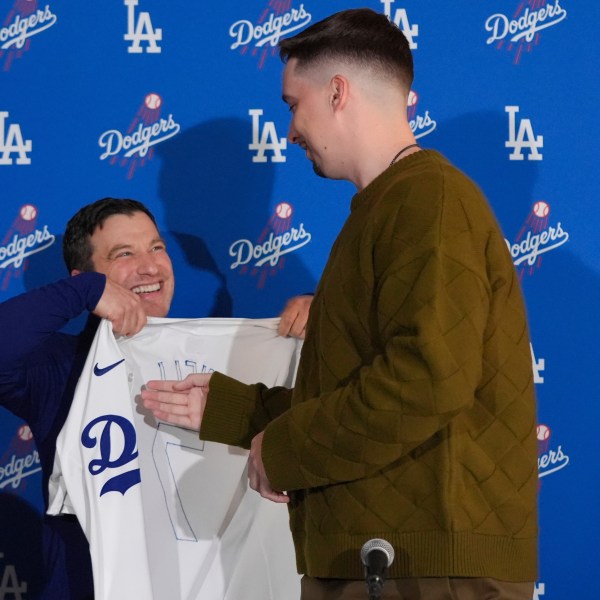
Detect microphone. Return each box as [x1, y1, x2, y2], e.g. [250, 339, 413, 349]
[360, 538, 395, 600]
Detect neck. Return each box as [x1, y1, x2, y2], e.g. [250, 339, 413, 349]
[349, 135, 419, 190]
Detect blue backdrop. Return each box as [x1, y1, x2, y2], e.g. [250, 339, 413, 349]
[1, 1, 598, 598]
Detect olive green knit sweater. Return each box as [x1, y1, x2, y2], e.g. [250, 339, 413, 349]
[202, 150, 538, 581]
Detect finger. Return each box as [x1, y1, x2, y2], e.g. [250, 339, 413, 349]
[277, 313, 295, 337]
[141, 389, 190, 406]
[145, 380, 182, 393]
[149, 410, 193, 429]
[172, 373, 212, 391]
[262, 491, 290, 504]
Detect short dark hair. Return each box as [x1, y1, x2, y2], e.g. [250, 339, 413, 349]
[63, 197, 158, 273]
[279, 8, 413, 91]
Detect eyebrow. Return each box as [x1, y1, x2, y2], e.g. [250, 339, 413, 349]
[106, 238, 166, 259]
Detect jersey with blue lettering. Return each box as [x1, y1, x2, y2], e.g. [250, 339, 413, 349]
[48, 317, 302, 600]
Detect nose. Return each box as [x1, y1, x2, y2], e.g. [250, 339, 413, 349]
[136, 252, 159, 275]
[287, 121, 299, 145]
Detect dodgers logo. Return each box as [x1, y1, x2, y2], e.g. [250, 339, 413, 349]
[407, 90, 436, 140]
[506, 106, 543, 161]
[229, 202, 312, 288]
[485, 0, 567, 64]
[381, 0, 419, 50]
[0, 204, 56, 291]
[124, 0, 162, 54]
[0, 424, 41, 491]
[0, 1, 58, 71]
[229, 1, 312, 69]
[81, 414, 141, 497]
[0, 111, 32, 165]
[98, 92, 180, 179]
[505, 200, 569, 279]
[537, 423, 569, 480]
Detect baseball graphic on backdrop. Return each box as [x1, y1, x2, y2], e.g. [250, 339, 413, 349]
[276, 202, 293, 219]
[18, 424, 33, 441]
[536, 424, 551, 441]
[145, 93, 162, 110]
[20, 204, 37, 221]
[533, 201, 549, 218]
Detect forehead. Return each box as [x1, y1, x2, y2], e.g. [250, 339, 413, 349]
[91, 212, 159, 246]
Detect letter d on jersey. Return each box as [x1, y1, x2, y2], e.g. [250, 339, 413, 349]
[81, 414, 141, 497]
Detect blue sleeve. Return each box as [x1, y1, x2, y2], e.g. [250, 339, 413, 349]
[0, 272, 106, 414]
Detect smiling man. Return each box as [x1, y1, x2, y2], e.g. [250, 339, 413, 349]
[0, 197, 310, 599]
[0, 198, 170, 599]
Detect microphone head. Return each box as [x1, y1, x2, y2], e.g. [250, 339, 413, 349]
[360, 538, 395, 567]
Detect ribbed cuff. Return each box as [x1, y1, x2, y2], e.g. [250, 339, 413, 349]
[200, 372, 256, 449]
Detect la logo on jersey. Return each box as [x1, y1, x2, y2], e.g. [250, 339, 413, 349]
[229, 202, 312, 288]
[81, 414, 141, 497]
[485, 0, 567, 64]
[124, 0, 162, 54]
[0, 1, 58, 71]
[98, 93, 180, 179]
[505, 200, 569, 279]
[506, 106, 543, 161]
[0, 112, 32, 165]
[381, 0, 418, 50]
[249, 108, 286, 163]
[229, 2, 312, 69]
[407, 90, 436, 140]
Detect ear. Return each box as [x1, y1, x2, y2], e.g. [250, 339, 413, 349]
[329, 74, 349, 112]
[71, 269, 81, 276]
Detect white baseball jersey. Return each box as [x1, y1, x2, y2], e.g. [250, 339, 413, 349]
[48, 317, 302, 600]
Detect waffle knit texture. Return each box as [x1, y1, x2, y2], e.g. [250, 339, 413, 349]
[202, 150, 538, 581]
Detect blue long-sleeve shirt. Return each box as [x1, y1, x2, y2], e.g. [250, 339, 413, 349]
[0, 272, 106, 599]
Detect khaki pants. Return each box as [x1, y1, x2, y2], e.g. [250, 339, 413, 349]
[300, 576, 534, 600]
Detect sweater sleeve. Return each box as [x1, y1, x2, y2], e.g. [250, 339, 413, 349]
[200, 372, 293, 449]
[0, 272, 106, 415]
[262, 179, 497, 492]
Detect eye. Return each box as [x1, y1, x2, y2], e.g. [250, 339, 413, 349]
[151, 244, 166, 252]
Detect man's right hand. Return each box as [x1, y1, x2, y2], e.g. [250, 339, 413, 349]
[141, 373, 211, 430]
[92, 279, 147, 336]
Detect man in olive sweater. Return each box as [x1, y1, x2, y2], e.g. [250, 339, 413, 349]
[143, 9, 538, 600]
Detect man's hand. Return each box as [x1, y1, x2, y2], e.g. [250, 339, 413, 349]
[141, 373, 211, 430]
[278, 294, 313, 339]
[93, 279, 147, 336]
[248, 431, 289, 504]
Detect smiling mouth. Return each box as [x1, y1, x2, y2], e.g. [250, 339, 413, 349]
[132, 283, 161, 294]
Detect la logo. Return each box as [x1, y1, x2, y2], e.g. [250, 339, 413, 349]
[381, 0, 419, 49]
[124, 0, 162, 54]
[530, 343, 545, 384]
[0, 112, 32, 165]
[506, 106, 543, 161]
[249, 109, 287, 163]
[0, 554, 27, 599]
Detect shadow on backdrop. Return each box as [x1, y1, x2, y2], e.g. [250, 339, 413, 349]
[156, 118, 317, 319]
